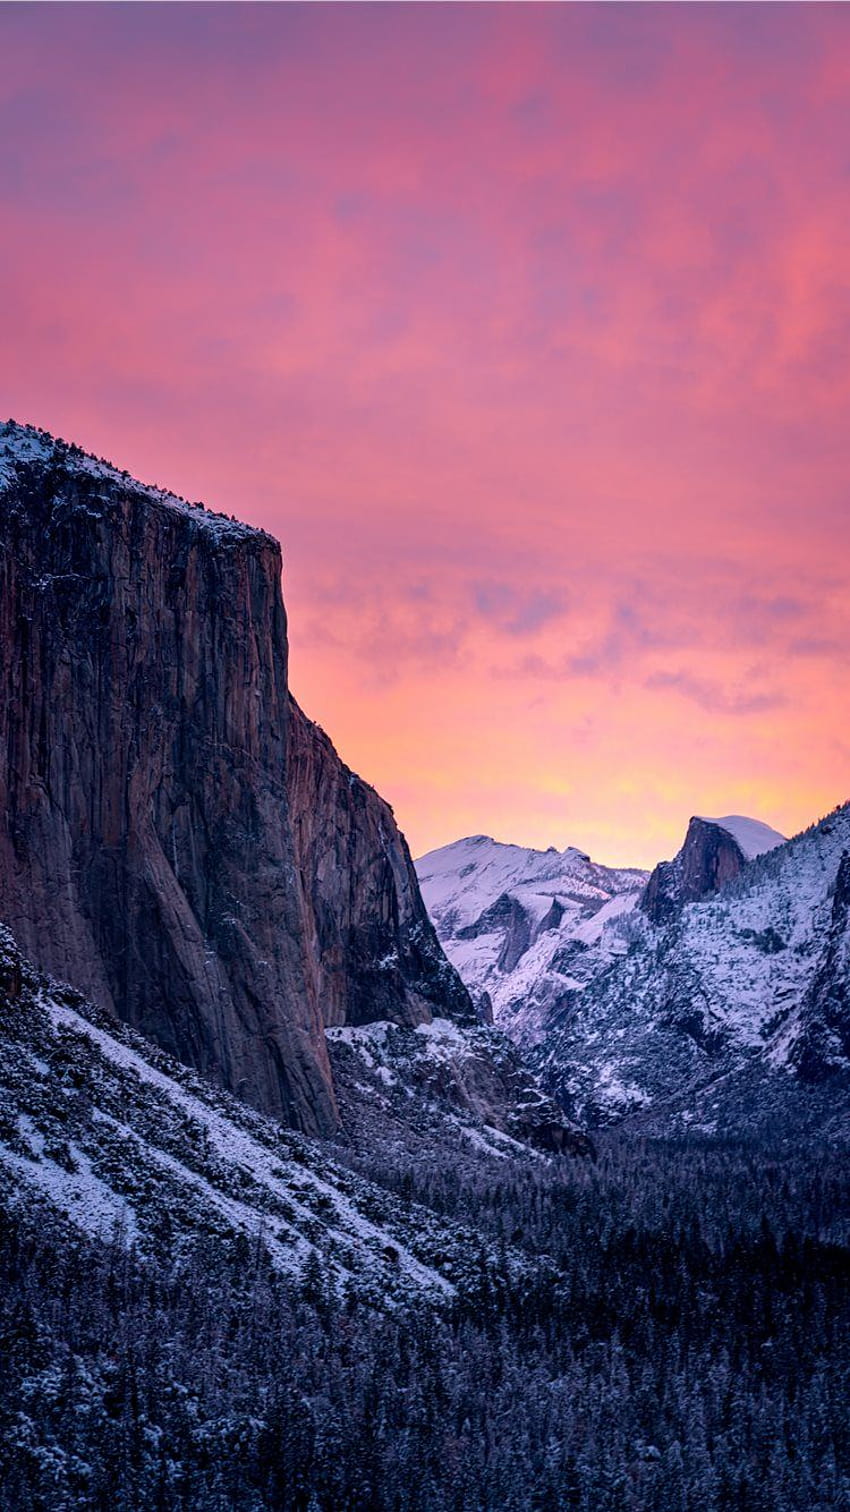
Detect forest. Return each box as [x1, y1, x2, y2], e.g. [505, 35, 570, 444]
[3, 1133, 850, 1511]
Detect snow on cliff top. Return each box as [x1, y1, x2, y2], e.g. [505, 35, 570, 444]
[698, 814, 786, 860]
[0, 419, 268, 546]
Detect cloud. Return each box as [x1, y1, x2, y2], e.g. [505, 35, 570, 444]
[645, 669, 787, 717]
[472, 580, 569, 636]
[1, 4, 848, 860]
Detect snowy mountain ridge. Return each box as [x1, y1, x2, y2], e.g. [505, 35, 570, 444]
[415, 807, 850, 1138]
[538, 801, 850, 1133]
[416, 834, 648, 1046]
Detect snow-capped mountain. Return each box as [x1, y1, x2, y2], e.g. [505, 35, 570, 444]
[537, 803, 850, 1135]
[415, 835, 647, 1046]
[642, 813, 786, 922]
[415, 812, 850, 1139]
[696, 815, 787, 859]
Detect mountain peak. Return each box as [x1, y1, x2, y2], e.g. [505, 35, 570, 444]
[642, 813, 786, 925]
[696, 814, 786, 861]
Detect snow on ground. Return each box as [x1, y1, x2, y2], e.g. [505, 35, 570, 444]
[415, 834, 647, 1046]
[0, 979, 461, 1300]
[0, 1115, 137, 1244]
[41, 997, 453, 1296]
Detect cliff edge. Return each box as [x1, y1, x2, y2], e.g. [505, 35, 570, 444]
[0, 420, 474, 1134]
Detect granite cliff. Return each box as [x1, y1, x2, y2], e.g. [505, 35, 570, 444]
[0, 420, 474, 1135]
[641, 814, 785, 924]
[286, 695, 475, 1031]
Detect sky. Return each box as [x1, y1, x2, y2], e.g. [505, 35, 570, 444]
[2, 3, 849, 868]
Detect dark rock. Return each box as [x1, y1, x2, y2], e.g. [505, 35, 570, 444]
[537, 898, 565, 934]
[286, 697, 476, 1031]
[0, 423, 474, 1134]
[327, 1018, 591, 1158]
[477, 990, 495, 1026]
[456, 893, 532, 973]
[641, 817, 748, 923]
[792, 853, 850, 1082]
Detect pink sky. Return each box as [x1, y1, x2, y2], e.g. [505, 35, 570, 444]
[2, 4, 849, 866]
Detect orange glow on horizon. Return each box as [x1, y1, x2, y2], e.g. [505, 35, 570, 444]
[1, 4, 848, 869]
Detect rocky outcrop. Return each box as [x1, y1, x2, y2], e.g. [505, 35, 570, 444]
[326, 1018, 591, 1157]
[286, 696, 476, 1030]
[791, 852, 850, 1082]
[455, 893, 533, 974]
[0, 421, 473, 1135]
[641, 817, 749, 923]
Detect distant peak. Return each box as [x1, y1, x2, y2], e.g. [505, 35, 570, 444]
[563, 845, 592, 863]
[694, 814, 786, 861]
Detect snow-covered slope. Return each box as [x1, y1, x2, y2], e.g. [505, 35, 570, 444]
[0, 924, 512, 1304]
[415, 836, 647, 1047]
[537, 803, 850, 1134]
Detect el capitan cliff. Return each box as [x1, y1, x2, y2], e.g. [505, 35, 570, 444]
[0, 420, 474, 1134]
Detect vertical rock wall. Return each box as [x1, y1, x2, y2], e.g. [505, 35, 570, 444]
[0, 425, 473, 1132]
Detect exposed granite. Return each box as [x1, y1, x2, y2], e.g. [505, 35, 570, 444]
[0, 421, 474, 1134]
[792, 852, 850, 1081]
[641, 817, 748, 923]
[286, 696, 476, 1031]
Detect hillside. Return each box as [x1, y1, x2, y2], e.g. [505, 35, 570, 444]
[538, 803, 850, 1133]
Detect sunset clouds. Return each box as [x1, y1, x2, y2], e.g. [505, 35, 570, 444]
[2, 3, 848, 864]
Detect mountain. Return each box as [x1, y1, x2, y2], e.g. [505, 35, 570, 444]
[416, 811, 850, 1140]
[0, 921, 522, 1306]
[415, 834, 647, 1046]
[0, 420, 473, 1138]
[537, 803, 850, 1134]
[7, 917, 848, 1512]
[642, 813, 786, 923]
[2, 427, 849, 1512]
[326, 1014, 589, 1157]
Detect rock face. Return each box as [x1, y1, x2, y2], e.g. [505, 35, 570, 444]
[791, 852, 850, 1082]
[326, 1017, 591, 1157]
[641, 815, 785, 924]
[286, 696, 475, 1031]
[0, 421, 473, 1135]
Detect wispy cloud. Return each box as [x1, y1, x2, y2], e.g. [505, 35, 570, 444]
[645, 669, 787, 717]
